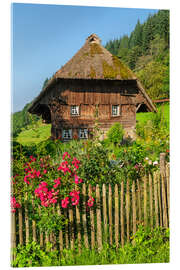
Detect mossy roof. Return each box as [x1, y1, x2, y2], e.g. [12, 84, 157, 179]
[52, 34, 136, 81]
[28, 34, 157, 114]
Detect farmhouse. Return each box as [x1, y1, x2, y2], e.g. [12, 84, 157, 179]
[28, 34, 156, 141]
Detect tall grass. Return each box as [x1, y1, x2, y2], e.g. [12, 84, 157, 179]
[12, 226, 169, 267]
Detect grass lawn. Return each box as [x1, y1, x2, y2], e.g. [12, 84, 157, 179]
[16, 123, 51, 146]
[136, 103, 169, 126]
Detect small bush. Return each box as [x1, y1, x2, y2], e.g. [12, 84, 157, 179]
[107, 123, 124, 145]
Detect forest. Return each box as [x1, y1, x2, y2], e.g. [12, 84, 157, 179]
[105, 10, 169, 100]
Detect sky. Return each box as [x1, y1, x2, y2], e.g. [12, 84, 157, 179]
[12, 3, 158, 112]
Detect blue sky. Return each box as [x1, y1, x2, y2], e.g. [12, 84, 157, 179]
[12, 3, 158, 112]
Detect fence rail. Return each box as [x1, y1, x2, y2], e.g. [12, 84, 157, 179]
[11, 156, 169, 253]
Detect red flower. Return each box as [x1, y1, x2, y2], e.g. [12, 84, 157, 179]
[61, 197, 69, 208]
[87, 196, 95, 208]
[11, 196, 21, 212]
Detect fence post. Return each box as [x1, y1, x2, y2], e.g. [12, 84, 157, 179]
[69, 206, 74, 249]
[57, 204, 63, 251]
[160, 153, 168, 228]
[25, 194, 29, 245]
[149, 174, 153, 229]
[137, 179, 142, 223]
[153, 172, 159, 227]
[115, 184, 119, 248]
[108, 184, 113, 246]
[143, 176, 147, 227]
[11, 212, 16, 262]
[96, 184, 102, 250]
[102, 184, 108, 242]
[88, 184, 95, 249]
[82, 183, 89, 249]
[166, 163, 170, 224]
[132, 181, 136, 242]
[38, 205, 44, 247]
[157, 171, 163, 227]
[75, 187, 81, 252]
[18, 206, 23, 246]
[64, 209, 69, 249]
[32, 199, 37, 243]
[126, 180, 130, 243]
[120, 181, 124, 247]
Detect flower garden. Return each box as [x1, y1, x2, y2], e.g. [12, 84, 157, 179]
[11, 104, 170, 267]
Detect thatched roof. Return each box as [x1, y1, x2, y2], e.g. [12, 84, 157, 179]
[52, 33, 136, 80]
[28, 34, 157, 113]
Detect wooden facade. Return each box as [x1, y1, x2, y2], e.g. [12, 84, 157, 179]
[28, 34, 156, 140]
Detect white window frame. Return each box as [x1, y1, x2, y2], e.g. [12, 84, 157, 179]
[112, 105, 120, 116]
[71, 105, 79, 116]
[79, 128, 88, 139]
[62, 129, 72, 140]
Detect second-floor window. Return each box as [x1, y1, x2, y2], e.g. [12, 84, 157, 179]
[71, 105, 79, 116]
[112, 105, 120, 116]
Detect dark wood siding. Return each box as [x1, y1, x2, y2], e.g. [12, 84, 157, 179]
[38, 79, 137, 139]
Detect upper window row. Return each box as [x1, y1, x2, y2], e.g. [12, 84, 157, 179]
[70, 105, 121, 116]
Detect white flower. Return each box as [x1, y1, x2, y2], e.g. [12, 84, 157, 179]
[145, 157, 149, 160]
[148, 160, 152, 165]
[153, 161, 158, 166]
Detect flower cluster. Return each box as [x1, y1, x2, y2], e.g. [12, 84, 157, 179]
[57, 152, 83, 184]
[87, 196, 95, 207]
[70, 190, 80, 206]
[12, 152, 95, 213]
[35, 182, 59, 207]
[11, 196, 21, 213]
[61, 190, 80, 208]
[24, 168, 42, 184]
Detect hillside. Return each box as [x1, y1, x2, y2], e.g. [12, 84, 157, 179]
[105, 10, 169, 100]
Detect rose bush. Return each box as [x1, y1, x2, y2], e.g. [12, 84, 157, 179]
[11, 151, 95, 233]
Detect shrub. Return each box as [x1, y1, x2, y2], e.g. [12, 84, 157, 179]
[107, 123, 124, 145]
[78, 140, 112, 185]
[12, 242, 60, 267]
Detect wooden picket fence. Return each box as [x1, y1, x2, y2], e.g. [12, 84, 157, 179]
[11, 153, 170, 254]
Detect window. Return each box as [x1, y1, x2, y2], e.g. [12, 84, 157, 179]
[62, 129, 72, 140]
[71, 105, 79, 116]
[79, 128, 88, 139]
[112, 105, 120, 116]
